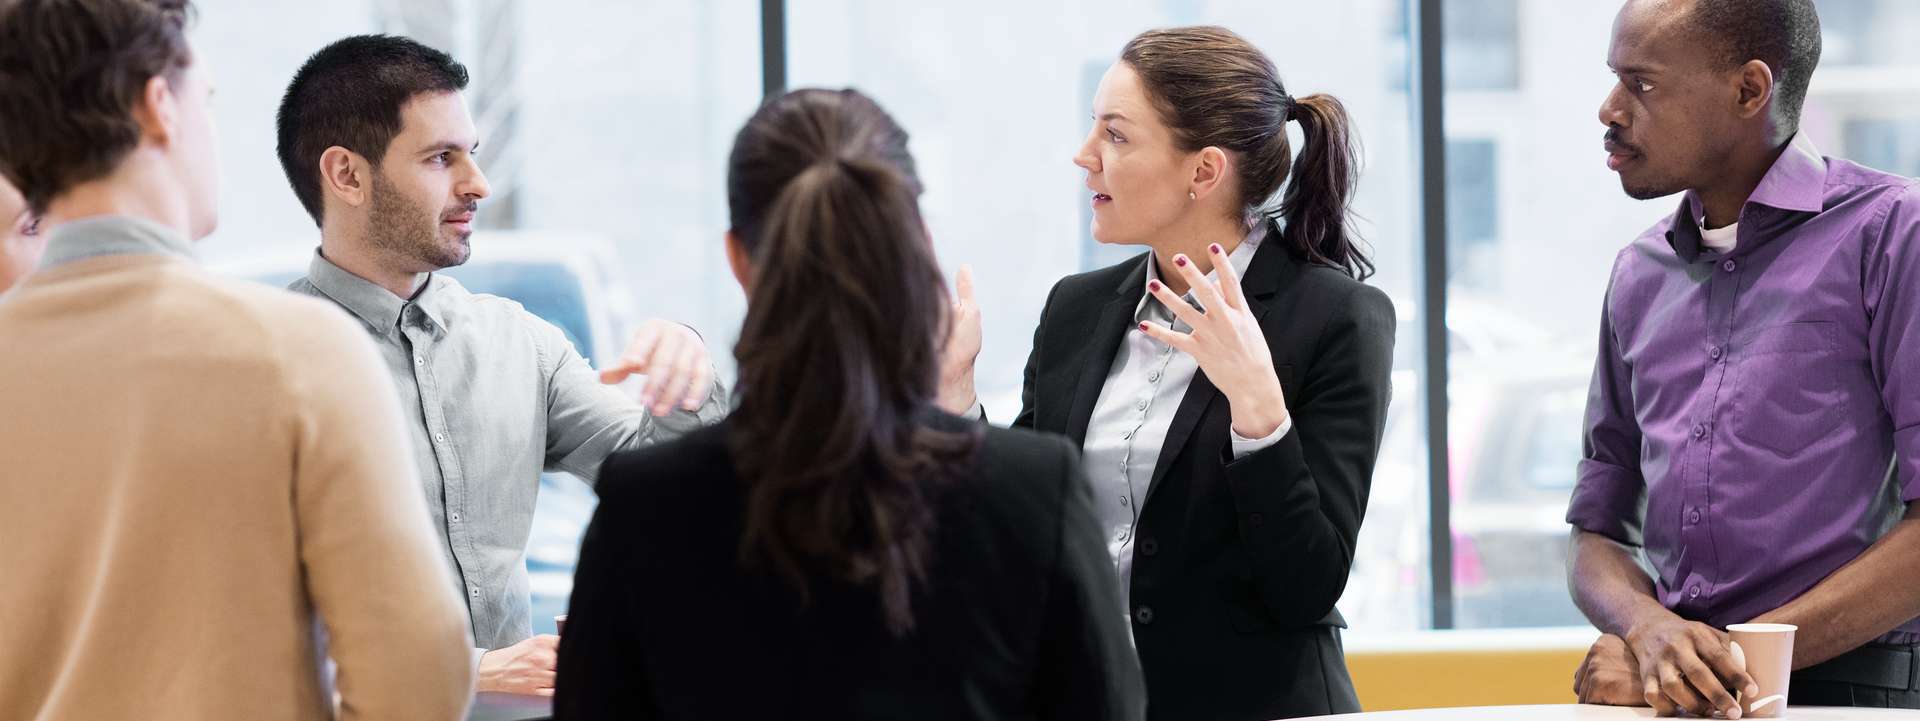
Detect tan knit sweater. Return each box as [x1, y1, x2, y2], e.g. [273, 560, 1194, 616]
[0, 217, 475, 720]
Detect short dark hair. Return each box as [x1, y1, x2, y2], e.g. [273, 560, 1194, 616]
[275, 34, 469, 226]
[0, 0, 195, 215]
[1685, 0, 1822, 129]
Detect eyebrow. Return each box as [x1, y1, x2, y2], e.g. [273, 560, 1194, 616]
[1097, 111, 1130, 123]
[419, 140, 480, 155]
[1608, 63, 1661, 76]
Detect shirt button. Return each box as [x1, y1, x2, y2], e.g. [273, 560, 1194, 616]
[451, 512, 462, 523]
[1134, 605, 1156, 625]
[1120, 496, 1131, 507]
[1689, 509, 1701, 524]
[470, 588, 480, 597]
[1688, 585, 1701, 599]
[1136, 399, 1149, 411]
[1148, 370, 1161, 382]
[1709, 346, 1723, 361]
[1692, 424, 1707, 440]
[414, 354, 424, 366]
[434, 433, 447, 443]
[1115, 529, 1130, 543]
[1722, 259, 1738, 273]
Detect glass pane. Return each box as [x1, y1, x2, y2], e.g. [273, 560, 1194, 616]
[193, 0, 762, 636]
[791, 0, 1431, 632]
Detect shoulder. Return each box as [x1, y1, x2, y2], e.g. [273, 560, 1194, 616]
[965, 424, 1081, 518]
[1044, 252, 1146, 310]
[597, 423, 737, 510]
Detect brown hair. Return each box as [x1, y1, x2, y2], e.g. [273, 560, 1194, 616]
[724, 88, 980, 635]
[1121, 26, 1372, 279]
[0, 0, 196, 215]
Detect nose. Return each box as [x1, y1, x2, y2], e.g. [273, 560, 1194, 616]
[460, 160, 492, 202]
[1073, 128, 1101, 174]
[1599, 83, 1631, 130]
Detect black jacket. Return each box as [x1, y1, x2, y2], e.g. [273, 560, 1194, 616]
[1013, 230, 1395, 721]
[554, 415, 1146, 721]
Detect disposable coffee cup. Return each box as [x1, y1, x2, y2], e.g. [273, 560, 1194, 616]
[1728, 623, 1796, 718]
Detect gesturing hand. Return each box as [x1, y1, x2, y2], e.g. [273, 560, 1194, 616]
[1137, 243, 1289, 438]
[598, 319, 714, 417]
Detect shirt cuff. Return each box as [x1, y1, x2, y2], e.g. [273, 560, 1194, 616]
[472, 646, 488, 678]
[965, 401, 985, 422]
[1230, 416, 1293, 459]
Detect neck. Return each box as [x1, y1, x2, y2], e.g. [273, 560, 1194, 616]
[1696, 132, 1794, 229]
[318, 224, 428, 299]
[1152, 211, 1248, 296]
[46, 158, 195, 240]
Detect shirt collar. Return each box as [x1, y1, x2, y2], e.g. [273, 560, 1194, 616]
[305, 249, 453, 334]
[1136, 222, 1267, 322]
[1667, 132, 1828, 262]
[38, 215, 196, 270]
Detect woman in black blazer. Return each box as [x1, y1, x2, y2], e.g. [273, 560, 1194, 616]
[958, 27, 1395, 721]
[553, 88, 1144, 721]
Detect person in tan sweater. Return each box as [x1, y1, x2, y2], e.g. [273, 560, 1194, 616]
[0, 1, 476, 719]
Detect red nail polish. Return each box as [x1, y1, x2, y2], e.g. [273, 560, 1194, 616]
[1148, 280, 1161, 292]
[1139, 322, 1150, 331]
[1210, 243, 1223, 254]
[1175, 256, 1187, 267]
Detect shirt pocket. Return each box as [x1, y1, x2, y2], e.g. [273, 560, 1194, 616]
[1730, 321, 1841, 458]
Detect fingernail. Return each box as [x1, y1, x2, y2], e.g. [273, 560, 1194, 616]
[1175, 256, 1187, 267]
[1138, 322, 1149, 332]
[1210, 243, 1223, 255]
[1148, 280, 1162, 292]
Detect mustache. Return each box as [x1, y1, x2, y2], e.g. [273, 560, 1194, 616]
[442, 200, 479, 218]
[1604, 129, 1640, 155]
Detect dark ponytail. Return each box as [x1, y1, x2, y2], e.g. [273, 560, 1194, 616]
[724, 88, 979, 636]
[1120, 26, 1373, 280]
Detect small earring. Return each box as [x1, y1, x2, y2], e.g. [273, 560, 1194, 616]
[1188, 191, 1197, 201]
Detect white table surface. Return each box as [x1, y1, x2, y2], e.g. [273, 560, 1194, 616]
[1304, 704, 1920, 719]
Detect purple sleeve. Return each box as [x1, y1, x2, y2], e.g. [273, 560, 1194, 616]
[1864, 182, 1920, 502]
[1567, 259, 1648, 545]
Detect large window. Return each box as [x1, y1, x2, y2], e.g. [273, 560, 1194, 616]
[790, 0, 1432, 632]
[184, 0, 1920, 636]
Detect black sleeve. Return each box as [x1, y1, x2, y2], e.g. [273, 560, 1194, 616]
[1031, 437, 1147, 721]
[1224, 283, 1395, 626]
[553, 458, 658, 720]
[1012, 281, 1061, 431]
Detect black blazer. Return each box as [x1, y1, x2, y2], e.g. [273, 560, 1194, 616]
[1013, 228, 1395, 721]
[553, 415, 1146, 721]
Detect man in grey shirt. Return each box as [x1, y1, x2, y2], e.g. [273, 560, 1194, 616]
[275, 35, 726, 695]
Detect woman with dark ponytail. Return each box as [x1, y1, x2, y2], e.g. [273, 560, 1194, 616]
[987, 26, 1395, 721]
[553, 88, 1144, 721]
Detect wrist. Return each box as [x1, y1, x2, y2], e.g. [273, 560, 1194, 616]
[1227, 382, 1289, 438]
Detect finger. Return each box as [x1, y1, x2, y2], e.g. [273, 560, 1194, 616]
[621, 325, 666, 372]
[1171, 253, 1229, 316]
[1657, 665, 1709, 718]
[681, 362, 712, 412]
[955, 264, 975, 305]
[1146, 278, 1208, 330]
[1699, 639, 1760, 700]
[1137, 319, 1196, 354]
[655, 344, 702, 416]
[1208, 242, 1247, 310]
[639, 333, 684, 409]
[1645, 674, 1679, 716]
[1677, 654, 1741, 718]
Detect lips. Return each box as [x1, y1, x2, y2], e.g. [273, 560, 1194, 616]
[1603, 138, 1641, 171]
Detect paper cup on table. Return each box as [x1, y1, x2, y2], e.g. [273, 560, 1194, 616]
[554, 614, 568, 636]
[1728, 623, 1796, 718]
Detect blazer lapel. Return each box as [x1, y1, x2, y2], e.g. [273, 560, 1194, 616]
[1064, 256, 1150, 446]
[1142, 226, 1293, 508]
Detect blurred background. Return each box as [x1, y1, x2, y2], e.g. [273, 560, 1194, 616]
[190, 0, 1920, 637]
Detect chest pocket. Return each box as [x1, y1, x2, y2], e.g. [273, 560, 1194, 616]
[1729, 321, 1841, 458]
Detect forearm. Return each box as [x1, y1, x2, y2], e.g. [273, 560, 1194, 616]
[1751, 512, 1920, 668]
[1569, 528, 1674, 639]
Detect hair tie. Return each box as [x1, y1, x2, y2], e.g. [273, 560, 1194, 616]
[1280, 93, 1298, 122]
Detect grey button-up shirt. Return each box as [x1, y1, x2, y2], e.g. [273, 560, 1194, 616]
[290, 251, 727, 650]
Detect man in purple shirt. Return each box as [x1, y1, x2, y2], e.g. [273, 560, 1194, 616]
[1567, 0, 1920, 715]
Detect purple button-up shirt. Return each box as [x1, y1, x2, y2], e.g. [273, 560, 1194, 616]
[1567, 134, 1920, 643]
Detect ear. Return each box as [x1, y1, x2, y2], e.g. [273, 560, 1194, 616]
[131, 74, 180, 147]
[1189, 146, 1231, 201]
[319, 146, 373, 211]
[1735, 59, 1774, 120]
[724, 230, 754, 293]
